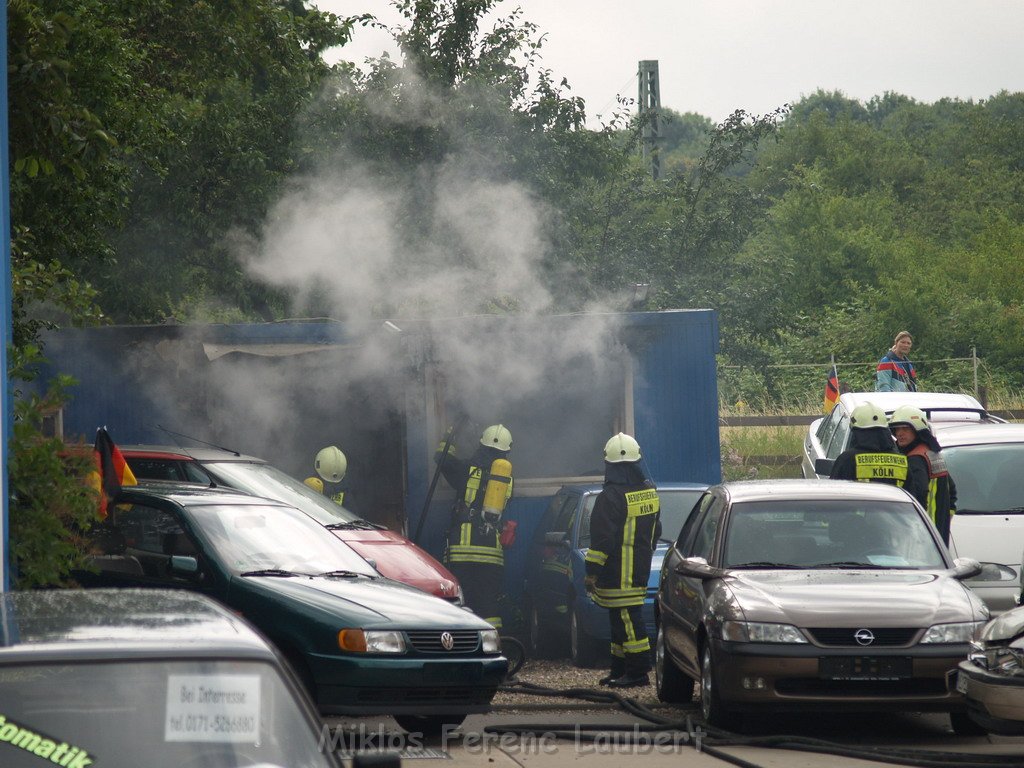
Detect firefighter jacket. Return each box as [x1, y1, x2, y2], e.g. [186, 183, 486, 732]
[585, 463, 661, 609]
[906, 441, 957, 544]
[439, 446, 513, 567]
[830, 426, 927, 502]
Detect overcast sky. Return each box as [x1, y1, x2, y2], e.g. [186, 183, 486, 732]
[315, 0, 1024, 125]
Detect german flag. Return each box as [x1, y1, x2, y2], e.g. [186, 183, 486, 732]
[823, 364, 840, 413]
[90, 427, 137, 518]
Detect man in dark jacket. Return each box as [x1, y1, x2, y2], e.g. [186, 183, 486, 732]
[437, 424, 513, 629]
[889, 405, 957, 544]
[584, 433, 661, 688]
[830, 401, 928, 504]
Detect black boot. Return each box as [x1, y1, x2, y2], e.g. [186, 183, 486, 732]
[598, 661, 625, 686]
[607, 672, 650, 688]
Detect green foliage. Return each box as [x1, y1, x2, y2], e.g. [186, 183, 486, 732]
[7, 353, 101, 588]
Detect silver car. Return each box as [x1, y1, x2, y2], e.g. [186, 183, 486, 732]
[655, 479, 989, 733]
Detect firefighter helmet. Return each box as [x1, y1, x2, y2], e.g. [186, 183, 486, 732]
[604, 432, 642, 463]
[889, 405, 929, 433]
[315, 445, 347, 482]
[850, 401, 887, 429]
[480, 424, 512, 451]
[303, 476, 324, 494]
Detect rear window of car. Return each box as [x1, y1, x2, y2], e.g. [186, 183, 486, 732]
[0, 658, 333, 768]
[943, 443, 1024, 514]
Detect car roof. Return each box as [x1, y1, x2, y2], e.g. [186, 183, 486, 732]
[117, 480, 289, 508]
[931, 421, 1024, 447]
[718, 478, 914, 503]
[558, 481, 709, 494]
[0, 589, 276, 663]
[838, 391, 993, 420]
[122, 444, 266, 463]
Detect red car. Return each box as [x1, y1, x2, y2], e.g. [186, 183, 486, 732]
[122, 445, 463, 604]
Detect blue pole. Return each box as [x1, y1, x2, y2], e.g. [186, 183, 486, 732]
[1, 4, 13, 591]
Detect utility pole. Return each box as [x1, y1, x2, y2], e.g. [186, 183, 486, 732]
[638, 60, 661, 181]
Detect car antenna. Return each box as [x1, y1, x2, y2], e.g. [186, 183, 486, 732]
[156, 425, 242, 457]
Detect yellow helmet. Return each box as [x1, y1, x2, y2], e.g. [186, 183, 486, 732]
[303, 476, 324, 494]
[889, 405, 929, 433]
[480, 424, 512, 451]
[850, 402, 887, 430]
[604, 433, 641, 463]
[315, 445, 347, 482]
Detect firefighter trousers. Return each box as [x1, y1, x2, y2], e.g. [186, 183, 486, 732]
[608, 604, 650, 676]
[449, 561, 504, 630]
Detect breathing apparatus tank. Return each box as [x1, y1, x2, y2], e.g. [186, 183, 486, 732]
[481, 458, 513, 525]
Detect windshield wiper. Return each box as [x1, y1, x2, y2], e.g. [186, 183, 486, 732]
[325, 520, 385, 530]
[729, 562, 803, 569]
[317, 570, 371, 579]
[239, 568, 301, 577]
[811, 561, 892, 569]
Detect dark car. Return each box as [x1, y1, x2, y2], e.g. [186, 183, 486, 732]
[0, 588, 342, 768]
[122, 445, 463, 604]
[655, 479, 988, 732]
[954, 602, 1024, 735]
[522, 482, 707, 667]
[75, 483, 507, 736]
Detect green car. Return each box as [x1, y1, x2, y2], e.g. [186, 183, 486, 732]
[77, 483, 507, 735]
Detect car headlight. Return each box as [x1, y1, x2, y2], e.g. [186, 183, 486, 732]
[721, 621, 807, 643]
[337, 629, 406, 653]
[455, 585, 466, 606]
[481, 629, 501, 654]
[969, 645, 1024, 674]
[920, 621, 986, 644]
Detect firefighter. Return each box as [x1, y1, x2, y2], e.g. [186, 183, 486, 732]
[584, 433, 661, 688]
[437, 424, 514, 629]
[829, 401, 928, 502]
[313, 445, 349, 506]
[889, 405, 957, 544]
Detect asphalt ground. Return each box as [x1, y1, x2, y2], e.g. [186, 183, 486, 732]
[323, 659, 1024, 768]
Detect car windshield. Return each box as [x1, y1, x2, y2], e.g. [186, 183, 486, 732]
[578, 489, 705, 548]
[205, 461, 362, 525]
[0, 658, 334, 768]
[189, 503, 377, 576]
[942, 443, 1024, 514]
[722, 499, 947, 569]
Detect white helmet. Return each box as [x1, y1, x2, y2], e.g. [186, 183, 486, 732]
[850, 401, 887, 430]
[315, 445, 347, 482]
[889, 405, 929, 433]
[480, 424, 512, 451]
[604, 433, 641, 463]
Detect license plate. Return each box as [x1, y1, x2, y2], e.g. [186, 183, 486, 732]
[423, 662, 482, 683]
[819, 656, 912, 680]
[956, 671, 969, 694]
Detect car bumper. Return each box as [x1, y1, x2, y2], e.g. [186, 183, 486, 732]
[710, 638, 967, 712]
[308, 654, 508, 715]
[952, 659, 1024, 735]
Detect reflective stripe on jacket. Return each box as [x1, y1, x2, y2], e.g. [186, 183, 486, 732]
[586, 483, 661, 608]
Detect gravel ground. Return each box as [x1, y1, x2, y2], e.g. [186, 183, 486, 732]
[493, 658, 691, 711]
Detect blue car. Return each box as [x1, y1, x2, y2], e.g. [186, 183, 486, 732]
[522, 482, 707, 667]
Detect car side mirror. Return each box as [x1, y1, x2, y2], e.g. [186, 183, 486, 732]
[169, 555, 201, 579]
[544, 531, 569, 547]
[951, 557, 983, 580]
[964, 561, 1017, 583]
[674, 556, 722, 579]
[814, 458, 834, 476]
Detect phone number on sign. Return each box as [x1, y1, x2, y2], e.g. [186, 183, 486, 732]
[175, 714, 257, 735]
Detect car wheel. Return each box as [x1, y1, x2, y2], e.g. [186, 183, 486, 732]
[655, 625, 693, 703]
[950, 710, 988, 736]
[527, 602, 563, 659]
[393, 714, 466, 741]
[570, 606, 603, 668]
[700, 643, 740, 731]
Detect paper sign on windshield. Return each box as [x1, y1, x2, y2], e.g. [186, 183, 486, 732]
[165, 675, 261, 743]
